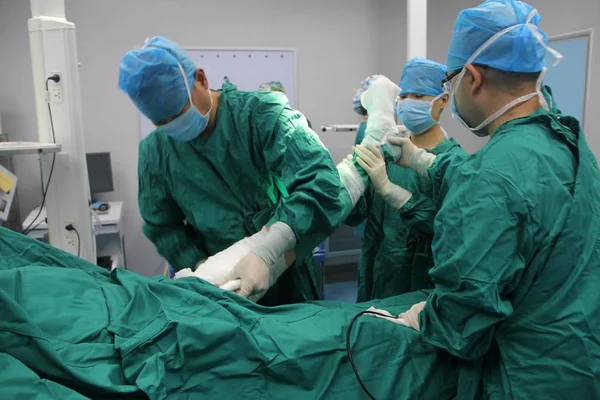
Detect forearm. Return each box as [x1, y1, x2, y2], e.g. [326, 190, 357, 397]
[253, 222, 297, 266]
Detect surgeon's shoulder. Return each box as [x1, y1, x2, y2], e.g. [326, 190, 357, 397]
[139, 130, 158, 152]
[253, 91, 291, 115]
[481, 118, 575, 185]
[139, 130, 169, 167]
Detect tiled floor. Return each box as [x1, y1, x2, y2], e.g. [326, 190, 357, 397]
[322, 261, 359, 303]
[324, 280, 358, 303]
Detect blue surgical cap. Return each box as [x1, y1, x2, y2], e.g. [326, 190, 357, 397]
[118, 37, 197, 123]
[400, 57, 447, 97]
[352, 75, 379, 115]
[447, 0, 548, 73]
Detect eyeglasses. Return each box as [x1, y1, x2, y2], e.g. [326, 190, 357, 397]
[441, 64, 489, 92]
[441, 70, 461, 92]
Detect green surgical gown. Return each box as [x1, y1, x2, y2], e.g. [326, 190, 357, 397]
[0, 228, 458, 399]
[138, 82, 344, 305]
[346, 138, 463, 301]
[420, 94, 600, 398]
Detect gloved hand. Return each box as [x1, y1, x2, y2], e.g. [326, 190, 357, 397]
[399, 301, 426, 331]
[355, 143, 413, 209]
[388, 137, 436, 178]
[366, 307, 408, 326]
[216, 252, 285, 302]
[216, 222, 297, 302]
[360, 76, 401, 141]
[343, 152, 354, 165]
[194, 258, 207, 270]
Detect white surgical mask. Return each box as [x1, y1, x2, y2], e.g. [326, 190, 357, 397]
[449, 8, 563, 137]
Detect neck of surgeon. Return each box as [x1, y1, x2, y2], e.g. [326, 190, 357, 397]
[411, 124, 446, 150]
[205, 91, 220, 133]
[486, 93, 542, 137]
[473, 67, 543, 137]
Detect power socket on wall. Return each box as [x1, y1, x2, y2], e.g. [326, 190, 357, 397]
[64, 220, 77, 252]
[66, 236, 77, 248]
[48, 71, 63, 103]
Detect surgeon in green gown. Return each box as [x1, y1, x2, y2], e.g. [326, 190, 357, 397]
[369, 1, 600, 398]
[119, 37, 344, 305]
[347, 59, 463, 301]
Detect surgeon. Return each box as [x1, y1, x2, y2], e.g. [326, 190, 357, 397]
[119, 37, 344, 305]
[348, 59, 462, 301]
[382, 0, 600, 397]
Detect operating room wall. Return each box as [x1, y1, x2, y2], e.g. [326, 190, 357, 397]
[0, 0, 406, 276]
[427, 0, 600, 156]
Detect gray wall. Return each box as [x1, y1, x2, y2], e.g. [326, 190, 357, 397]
[0, 0, 406, 276]
[428, 0, 600, 155]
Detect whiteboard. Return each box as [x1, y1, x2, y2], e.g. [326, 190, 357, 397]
[140, 48, 297, 139]
[546, 33, 591, 125]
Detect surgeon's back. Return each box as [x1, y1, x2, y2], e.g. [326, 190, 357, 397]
[421, 109, 600, 399]
[485, 113, 600, 398]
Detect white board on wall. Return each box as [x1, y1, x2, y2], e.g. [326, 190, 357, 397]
[140, 48, 297, 140]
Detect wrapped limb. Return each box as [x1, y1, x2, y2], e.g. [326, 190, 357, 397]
[336, 75, 408, 218]
[174, 228, 290, 294]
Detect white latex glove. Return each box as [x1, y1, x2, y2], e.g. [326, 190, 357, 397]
[388, 137, 436, 178]
[216, 222, 296, 302]
[354, 143, 413, 210]
[216, 252, 286, 302]
[360, 76, 401, 141]
[399, 301, 426, 331]
[174, 230, 269, 285]
[366, 307, 408, 326]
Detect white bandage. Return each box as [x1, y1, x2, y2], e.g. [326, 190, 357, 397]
[337, 160, 365, 206]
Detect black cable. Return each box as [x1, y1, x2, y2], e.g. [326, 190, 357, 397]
[22, 76, 60, 235]
[347, 310, 398, 400]
[27, 217, 47, 232]
[65, 224, 81, 257]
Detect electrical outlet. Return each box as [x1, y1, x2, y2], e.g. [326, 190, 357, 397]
[49, 71, 63, 103]
[64, 220, 77, 252]
[52, 88, 62, 102]
[66, 236, 77, 248]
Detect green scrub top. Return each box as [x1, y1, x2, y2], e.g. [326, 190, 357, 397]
[419, 86, 600, 398]
[138, 83, 345, 305]
[346, 138, 463, 301]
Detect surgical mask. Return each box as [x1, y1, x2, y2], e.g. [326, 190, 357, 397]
[159, 63, 212, 141]
[448, 9, 563, 137]
[395, 94, 443, 135]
